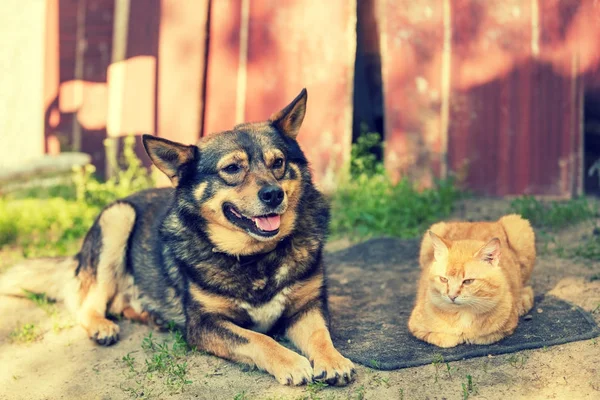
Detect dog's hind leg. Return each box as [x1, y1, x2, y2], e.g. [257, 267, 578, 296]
[77, 202, 137, 346]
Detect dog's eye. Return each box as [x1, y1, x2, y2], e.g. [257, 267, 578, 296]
[439, 276, 448, 283]
[272, 158, 284, 169]
[463, 279, 474, 285]
[223, 164, 241, 174]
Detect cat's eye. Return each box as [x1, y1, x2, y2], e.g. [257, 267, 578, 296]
[272, 158, 284, 169]
[439, 276, 448, 283]
[223, 164, 241, 174]
[463, 279, 474, 285]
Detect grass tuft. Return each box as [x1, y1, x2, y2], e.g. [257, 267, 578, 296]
[509, 196, 595, 230]
[120, 329, 192, 398]
[0, 136, 154, 270]
[10, 323, 41, 343]
[331, 133, 462, 239]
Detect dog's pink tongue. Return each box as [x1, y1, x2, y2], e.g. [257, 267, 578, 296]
[253, 215, 281, 232]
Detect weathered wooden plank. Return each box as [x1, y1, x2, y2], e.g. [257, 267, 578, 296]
[204, 0, 356, 192]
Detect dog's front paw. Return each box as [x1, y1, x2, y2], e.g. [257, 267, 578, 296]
[312, 349, 356, 386]
[87, 317, 120, 346]
[272, 349, 313, 386]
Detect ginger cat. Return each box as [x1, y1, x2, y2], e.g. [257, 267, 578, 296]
[408, 214, 536, 348]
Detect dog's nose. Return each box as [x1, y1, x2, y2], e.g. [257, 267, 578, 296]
[258, 185, 284, 207]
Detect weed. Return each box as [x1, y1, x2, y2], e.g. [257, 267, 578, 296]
[330, 174, 461, 239]
[591, 338, 597, 346]
[592, 303, 600, 314]
[574, 238, 600, 261]
[461, 374, 478, 399]
[432, 353, 454, 382]
[9, 323, 40, 343]
[590, 273, 600, 282]
[507, 353, 528, 369]
[370, 373, 391, 388]
[120, 330, 192, 398]
[22, 289, 57, 316]
[233, 392, 248, 400]
[0, 136, 153, 269]
[369, 359, 381, 369]
[352, 385, 366, 400]
[509, 196, 595, 230]
[330, 131, 461, 239]
[122, 352, 137, 373]
[306, 381, 328, 394]
[399, 388, 405, 400]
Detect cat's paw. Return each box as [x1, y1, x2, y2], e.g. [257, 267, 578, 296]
[425, 332, 462, 348]
[466, 331, 506, 345]
[519, 286, 534, 316]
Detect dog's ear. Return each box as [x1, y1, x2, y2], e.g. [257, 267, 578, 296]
[270, 88, 307, 139]
[142, 135, 198, 186]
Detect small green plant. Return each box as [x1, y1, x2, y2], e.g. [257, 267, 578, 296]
[573, 237, 600, 261]
[509, 196, 595, 230]
[461, 374, 478, 399]
[23, 289, 57, 316]
[432, 353, 454, 382]
[122, 352, 137, 373]
[352, 385, 366, 400]
[370, 373, 391, 388]
[0, 135, 154, 270]
[233, 392, 248, 400]
[399, 388, 405, 400]
[590, 273, 600, 282]
[121, 329, 192, 398]
[304, 380, 329, 399]
[330, 131, 462, 239]
[10, 323, 40, 343]
[350, 131, 384, 178]
[506, 353, 528, 369]
[369, 359, 381, 369]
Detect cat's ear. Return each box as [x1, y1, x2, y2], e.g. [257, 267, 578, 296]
[428, 231, 450, 261]
[476, 238, 501, 267]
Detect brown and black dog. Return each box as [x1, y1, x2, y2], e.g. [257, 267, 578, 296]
[0, 89, 355, 386]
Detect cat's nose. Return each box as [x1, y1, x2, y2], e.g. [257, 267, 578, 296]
[448, 294, 458, 302]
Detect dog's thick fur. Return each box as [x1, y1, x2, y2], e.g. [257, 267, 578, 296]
[0, 89, 355, 386]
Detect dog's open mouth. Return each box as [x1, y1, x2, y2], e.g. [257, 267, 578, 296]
[223, 203, 281, 238]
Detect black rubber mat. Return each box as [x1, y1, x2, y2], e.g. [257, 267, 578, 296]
[326, 238, 600, 370]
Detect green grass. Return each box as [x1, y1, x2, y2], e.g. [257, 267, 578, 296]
[0, 136, 153, 269]
[120, 330, 193, 398]
[431, 353, 454, 383]
[22, 289, 57, 316]
[331, 134, 462, 239]
[9, 323, 41, 343]
[573, 237, 600, 261]
[461, 374, 477, 399]
[509, 196, 596, 230]
[506, 353, 528, 369]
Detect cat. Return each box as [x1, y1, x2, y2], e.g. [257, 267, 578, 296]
[408, 214, 536, 348]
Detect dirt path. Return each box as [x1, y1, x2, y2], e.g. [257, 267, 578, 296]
[1, 199, 600, 400]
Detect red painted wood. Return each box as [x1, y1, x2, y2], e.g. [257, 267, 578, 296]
[157, 0, 209, 144]
[202, 0, 241, 136]
[377, 0, 447, 188]
[379, 0, 588, 196]
[204, 0, 356, 191]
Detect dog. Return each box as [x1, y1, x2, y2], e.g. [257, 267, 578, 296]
[0, 89, 355, 386]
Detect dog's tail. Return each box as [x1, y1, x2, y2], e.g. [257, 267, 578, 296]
[0, 257, 80, 305]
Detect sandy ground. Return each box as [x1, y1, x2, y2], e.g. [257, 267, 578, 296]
[1, 199, 600, 400]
